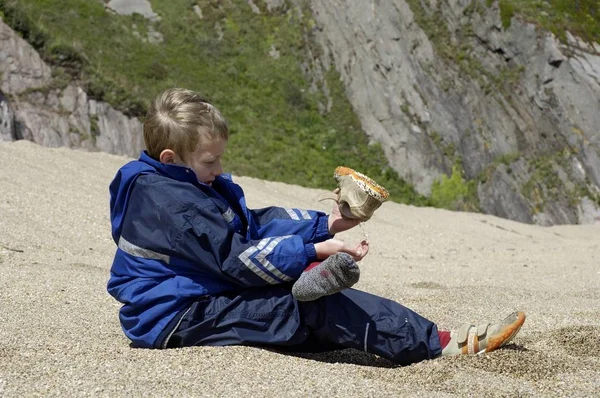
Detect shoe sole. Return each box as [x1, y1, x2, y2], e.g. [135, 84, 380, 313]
[483, 311, 526, 353]
[334, 166, 390, 201]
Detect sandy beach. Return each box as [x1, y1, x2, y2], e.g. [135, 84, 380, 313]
[1, 140, 599, 397]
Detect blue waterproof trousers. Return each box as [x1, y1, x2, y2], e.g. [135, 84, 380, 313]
[166, 286, 442, 365]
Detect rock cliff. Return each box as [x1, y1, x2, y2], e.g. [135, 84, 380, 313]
[0, 18, 143, 157]
[303, 0, 600, 224]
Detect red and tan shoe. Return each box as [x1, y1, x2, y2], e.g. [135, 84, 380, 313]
[331, 166, 390, 222]
[442, 311, 526, 356]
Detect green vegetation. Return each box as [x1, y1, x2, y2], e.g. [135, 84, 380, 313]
[519, 149, 600, 212]
[494, 0, 599, 44]
[521, 154, 567, 212]
[498, 1, 515, 29]
[0, 0, 427, 204]
[90, 114, 100, 139]
[476, 152, 520, 185]
[430, 162, 480, 212]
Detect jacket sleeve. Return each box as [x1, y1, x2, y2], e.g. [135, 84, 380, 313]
[175, 201, 318, 287]
[248, 206, 333, 244]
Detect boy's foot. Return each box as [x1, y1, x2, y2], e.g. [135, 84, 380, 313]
[441, 311, 526, 356]
[333, 166, 389, 222]
[292, 253, 360, 301]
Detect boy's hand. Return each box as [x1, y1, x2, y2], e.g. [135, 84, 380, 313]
[328, 189, 361, 235]
[314, 238, 369, 262]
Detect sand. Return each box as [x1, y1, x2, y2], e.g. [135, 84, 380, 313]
[0, 140, 599, 397]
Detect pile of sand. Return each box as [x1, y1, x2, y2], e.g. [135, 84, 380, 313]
[1, 140, 598, 396]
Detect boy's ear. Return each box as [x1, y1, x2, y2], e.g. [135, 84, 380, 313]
[159, 149, 177, 164]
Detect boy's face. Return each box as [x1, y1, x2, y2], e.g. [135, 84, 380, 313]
[180, 138, 227, 186]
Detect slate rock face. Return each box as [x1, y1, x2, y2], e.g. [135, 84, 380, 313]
[0, 18, 53, 94]
[105, 0, 159, 20]
[0, 91, 16, 142]
[0, 18, 144, 157]
[301, 0, 600, 225]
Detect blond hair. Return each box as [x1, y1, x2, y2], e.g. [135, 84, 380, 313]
[143, 88, 229, 160]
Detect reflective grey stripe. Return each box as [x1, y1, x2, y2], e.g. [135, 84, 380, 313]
[256, 237, 271, 250]
[285, 208, 311, 221]
[118, 236, 170, 264]
[254, 236, 294, 282]
[238, 246, 279, 284]
[364, 323, 370, 352]
[161, 306, 192, 349]
[299, 209, 312, 220]
[222, 208, 235, 223]
[285, 208, 300, 220]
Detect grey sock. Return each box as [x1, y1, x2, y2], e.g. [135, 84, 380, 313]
[292, 253, 360, 302]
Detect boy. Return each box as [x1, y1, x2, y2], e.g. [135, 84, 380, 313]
[107, 88, 525, 365]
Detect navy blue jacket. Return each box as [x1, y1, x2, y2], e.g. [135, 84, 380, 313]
[107, 152, 332, 348]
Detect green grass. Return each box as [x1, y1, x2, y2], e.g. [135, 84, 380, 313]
[498, 1, 516, 29]
[0, 0, 427, 204]
[496, 0, 600, 44]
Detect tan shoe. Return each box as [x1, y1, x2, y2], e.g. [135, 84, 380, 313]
[442, 311, 526, 356]
[332, 166, 390, 222]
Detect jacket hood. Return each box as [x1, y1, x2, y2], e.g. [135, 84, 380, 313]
[109, 154, 156, 244]
[109, 151, 230, 243]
